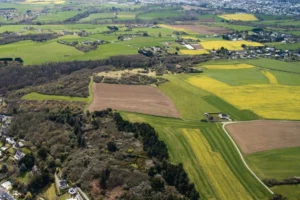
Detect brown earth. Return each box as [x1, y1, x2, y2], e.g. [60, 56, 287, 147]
[191, 44, 203, 49]
[88, 83, 180, 118]
[226, 120, 300, 154]
[168, 24, 229, 34]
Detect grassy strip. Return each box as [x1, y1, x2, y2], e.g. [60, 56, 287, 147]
[22, 92, 89, 103]
[84, 76, 94, 112]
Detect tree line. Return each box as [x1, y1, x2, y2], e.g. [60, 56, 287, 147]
[113, 112, 200, 200]
[0, 33, 59, 45]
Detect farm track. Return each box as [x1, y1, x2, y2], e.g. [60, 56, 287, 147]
[222, 122, 274, 195]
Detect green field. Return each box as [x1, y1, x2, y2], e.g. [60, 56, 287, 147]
[34, 11, 82, 22]
[246, 147, 300, 200]
[0, 36, 138, 65]
[121, 112, 271, 200]
[22, 92, 89, 103]
[265, 42, 300, 50]
[79, 13, 115, 22]
[203, 59, 300, 74]
[204, 68, 269, 86]
[246, 147, 300, 180]
[138, 11, 183, 20]
[273, 185, 300, 200]
[271, 71, 300, 86]
[245, 58, 300, 74]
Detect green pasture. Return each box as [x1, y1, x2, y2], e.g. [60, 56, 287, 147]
[34, 11, 82, 22]
[246, 147, 300, 180]
[22, 92, 89, 103]
[117, 12, 137, 20]
[79, 13, 115, 22]
[265, 42, 300, 50]
[203, 59, 300, 74]
[254, 19, 300, 27]
[273, 185, 300, 200]
[0, 36, 138, 65]
[0, 40, 84, 65]
[213, 22, 256, 31]
[245, 58, 300, 74]
[271, 71, 300, 86]
[138, 11, 183, 20]
[121, 112, 271, 200]
[204, 68, 269, 86]
[197, 14, 223, 22]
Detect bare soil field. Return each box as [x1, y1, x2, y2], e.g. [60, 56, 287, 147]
[167, 24, 229, 34]
[191, 44, 203, 50]
[88, 83, 180, 118]
[226, 120, 300, 154]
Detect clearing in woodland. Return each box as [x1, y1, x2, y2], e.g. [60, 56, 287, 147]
[88, 83, 180, 118]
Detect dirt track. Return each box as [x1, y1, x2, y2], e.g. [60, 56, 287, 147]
[88, 83, 180, 118]
[226, 120, 300, 154]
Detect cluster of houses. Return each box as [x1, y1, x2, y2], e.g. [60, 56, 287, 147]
[208, 0, 300, 16]
[222, 31, 298, 44]
[211, 46, 300, 61]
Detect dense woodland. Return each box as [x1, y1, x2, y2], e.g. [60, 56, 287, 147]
[5, 108, 199, 199]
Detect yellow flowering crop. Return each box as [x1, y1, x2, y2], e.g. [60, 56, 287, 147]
[204, 63, 255, 70]
[183, 129, 252, 200]
[261, 70, 278, 84]
[180, 49, 210, 55]
[219, 14, 258, 21]
[188, 76, 300, 120]
[200, 40, 263, 51]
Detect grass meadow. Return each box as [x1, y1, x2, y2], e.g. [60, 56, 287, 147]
[138, 11, 183, 20]
[121, 112, 271, 200]
[22, 92, 89, 103]
[246, 147, 300, 200]
[246, 147, 300, 180]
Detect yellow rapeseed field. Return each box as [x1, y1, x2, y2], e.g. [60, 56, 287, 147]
[261, 70, 278, 84]
[188, 76, 300, 120]
[180, 49, 210, 55]
[200, 40, 263, 51]
[219, 14, 258, 21]
[204, 63, 255, 70]
[159, 24, 187, 32]
[183, 129, 252, 200]
[182, 36, 199, 40]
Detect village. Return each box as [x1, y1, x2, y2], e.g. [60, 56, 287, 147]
[0, 114, 89, 200]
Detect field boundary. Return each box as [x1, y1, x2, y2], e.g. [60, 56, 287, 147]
[222, 122, 274, 195]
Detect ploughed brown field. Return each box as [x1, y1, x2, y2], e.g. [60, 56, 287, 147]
[225, 120, 300, 154]
[168, 24, 229, 34]
[88, 83, 180, 118]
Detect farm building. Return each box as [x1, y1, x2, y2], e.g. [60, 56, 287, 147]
[204, 113, 232, 122]
[185, 44, 194, 50]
